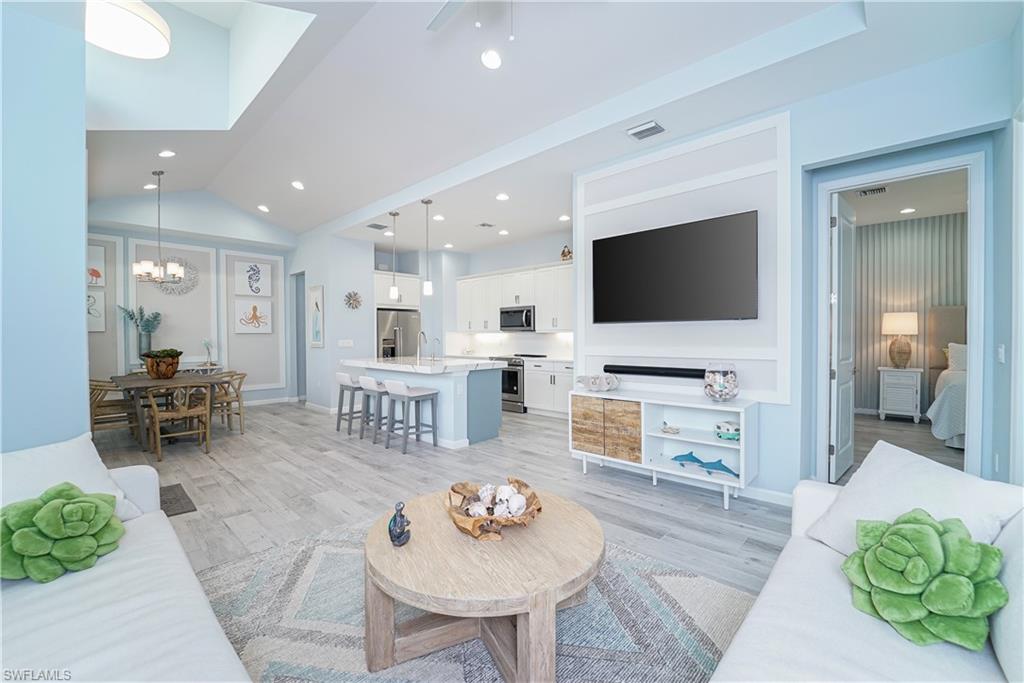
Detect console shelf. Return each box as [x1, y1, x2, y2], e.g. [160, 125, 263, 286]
[569, 389, 759, 510]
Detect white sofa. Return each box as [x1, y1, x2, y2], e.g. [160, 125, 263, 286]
[714, 478, 1022, 682]
[1, 434, 249, 682]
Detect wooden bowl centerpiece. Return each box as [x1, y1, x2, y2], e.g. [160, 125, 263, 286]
[140, 348, 183, 379]
[446, 477, 542, 541]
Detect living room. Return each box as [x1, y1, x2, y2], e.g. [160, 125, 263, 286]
[2, 2, 1023, 682]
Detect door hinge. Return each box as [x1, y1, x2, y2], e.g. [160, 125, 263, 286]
[830, 216, 837, 228]
[830, 368, 837, 380]
[828, 444, 836, 456]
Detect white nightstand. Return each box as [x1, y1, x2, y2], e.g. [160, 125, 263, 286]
[878, 367, 923, 423]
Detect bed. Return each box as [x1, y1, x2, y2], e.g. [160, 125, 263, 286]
[925, 306, 966, 449]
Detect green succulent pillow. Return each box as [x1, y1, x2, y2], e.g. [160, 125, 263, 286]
[842, 508, 1008, 651]
[1, 482, 125, 583]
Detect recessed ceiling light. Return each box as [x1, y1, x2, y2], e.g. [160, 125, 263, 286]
[157, 149, 175, 158]
[291, 180, 305, 190]
[85, 0, 171, 60]
[384, 230, 394, 237]
[444, 243, 454, 249]
[900, 207, 916, 214]
[257, 205, 269, 213]
[481, 49, 502, 70]
[433, 214, 445, 222]
[498, 229, 509, 236]
[143, 183, 157, 190]
[558, 214, 571, 222]
[495, 192, 509, 201]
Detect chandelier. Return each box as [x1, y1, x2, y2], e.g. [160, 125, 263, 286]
[132, 170, 183, 283]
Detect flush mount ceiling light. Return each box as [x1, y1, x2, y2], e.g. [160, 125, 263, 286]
[481, 49, 502, 70]
[388, 211, 400, 300]
[132, 170, 183, 284]
[498, 229, 509, 236]
[421, 199, 434, 296]
[495, 192, 510, 201]
[86, 0, 170, 60]
[291, 180, 305, 190]
[433, 214, 445, 222]
[157, 149, 175, 158]
[900, 208, 917, 214]
[257, 205, 269, 213]
[444, 243, 454, 249]
[558, 214, 571, 222]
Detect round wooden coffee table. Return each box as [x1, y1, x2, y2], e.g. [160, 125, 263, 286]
[364, 490, 605, 682]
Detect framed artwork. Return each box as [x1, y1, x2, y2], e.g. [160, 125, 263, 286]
[308, 285, 324, 348]
[87, 290, 105, 332]
[87, 244, 105, 286]
[234, 261, 271, 297]
[234, 297, 272, 334]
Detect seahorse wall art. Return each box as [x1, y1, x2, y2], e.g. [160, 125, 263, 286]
[246, 264, 262, 295]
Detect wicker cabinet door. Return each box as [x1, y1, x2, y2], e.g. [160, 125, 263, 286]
[571, 395, 605, 455]
[604, 399, 642, 463]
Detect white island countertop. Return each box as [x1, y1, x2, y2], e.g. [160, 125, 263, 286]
[341, 356, 507, 375]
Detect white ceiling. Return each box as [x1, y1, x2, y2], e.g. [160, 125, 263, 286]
[842, 169, 968, 226]
[173, 1, 245, 29]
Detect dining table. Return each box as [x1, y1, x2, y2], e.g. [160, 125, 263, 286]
[110, 371, 231, 451]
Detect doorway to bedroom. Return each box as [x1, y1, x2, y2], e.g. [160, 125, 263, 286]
[823, 165, 978, 484]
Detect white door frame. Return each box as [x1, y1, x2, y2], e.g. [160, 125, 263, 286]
[815, 151, 986, 479]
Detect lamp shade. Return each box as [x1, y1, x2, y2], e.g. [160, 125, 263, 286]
[86, 0, 171, 60]
[882, 312, 918, 336]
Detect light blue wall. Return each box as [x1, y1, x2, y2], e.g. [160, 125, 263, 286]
[991, 124, 1015, 482]
[1, 2, 89, 451]
[468, 230, 573, 274]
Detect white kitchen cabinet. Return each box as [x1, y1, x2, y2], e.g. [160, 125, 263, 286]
[525, 360, 574, 414]
[525, 370, 553, 411]
[456, 280, 473, 332]
[553, 372, 574, 413]
[534, 265, 573, 332]
[501, 271, 535, 307]
[374, 271, 420, 309]
[455, 276, 501, 332]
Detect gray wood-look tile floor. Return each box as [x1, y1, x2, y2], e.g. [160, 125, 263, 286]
[93, 404, 791, 594]
[837, 414, 964, 485]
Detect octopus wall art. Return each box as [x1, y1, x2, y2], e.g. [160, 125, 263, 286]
[235, 298, 272, 334]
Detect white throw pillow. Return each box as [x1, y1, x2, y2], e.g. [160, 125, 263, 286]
[947, 342, 968, 370]
[1, 433, 142, 520]
[807, 440, 1022, 556]
[992, 511, 1022, 683]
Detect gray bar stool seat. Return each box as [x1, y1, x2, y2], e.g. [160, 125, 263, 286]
[335, 371, 363, 435]
[382, 379, 439, 453]
[358, 376, 389, 444]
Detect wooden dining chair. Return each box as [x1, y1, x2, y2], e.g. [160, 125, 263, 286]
[88, 379, 137, 437]
[145, 384, 212, 461]
[213, 372, 247, 433]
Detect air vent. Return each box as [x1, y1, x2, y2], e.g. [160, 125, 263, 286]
[626, 120, 665, 141]
[476, 222, 495, 228]
[858, 186, 887, 197]
[366, 222, 389, 231]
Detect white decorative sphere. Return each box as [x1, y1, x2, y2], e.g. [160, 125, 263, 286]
[495, 484, 517, 503]
[506, 493, 527, 516]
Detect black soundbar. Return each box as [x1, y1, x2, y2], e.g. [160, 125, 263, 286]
[603, 364, 705, 379]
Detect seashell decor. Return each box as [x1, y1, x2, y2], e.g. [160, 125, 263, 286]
[446, 477, 542, 541]
[575, 373, 620, 392]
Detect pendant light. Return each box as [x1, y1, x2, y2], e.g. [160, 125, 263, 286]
[388, 211, 400, 301]
[132, 170, 183, 283]
[421, 199, 434, 296]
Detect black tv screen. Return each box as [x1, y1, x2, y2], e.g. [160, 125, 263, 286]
[592, 210, 758, 323]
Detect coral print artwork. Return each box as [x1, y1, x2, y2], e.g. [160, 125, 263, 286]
[234, 298, 272, 334]
[234, 261, 272, 297]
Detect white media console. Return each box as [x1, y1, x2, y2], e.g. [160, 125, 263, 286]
[569, 388, 759, 510]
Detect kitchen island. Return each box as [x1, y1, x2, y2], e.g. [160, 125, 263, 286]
[339, 357, 506, 449]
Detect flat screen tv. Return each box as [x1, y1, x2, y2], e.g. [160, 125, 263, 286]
[592, 210, 757, 323]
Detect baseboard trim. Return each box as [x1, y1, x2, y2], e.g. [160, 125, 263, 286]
[246, 396, 299, 407]
[303, 402, 332, 414]
[525, 408, 569, 419]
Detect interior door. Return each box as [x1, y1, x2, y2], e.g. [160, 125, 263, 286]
[829, 193, 856, 482]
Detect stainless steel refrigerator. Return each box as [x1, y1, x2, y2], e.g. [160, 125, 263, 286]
[377, 309, 421, 358]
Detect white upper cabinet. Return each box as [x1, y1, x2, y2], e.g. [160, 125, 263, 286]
[534, 265, 573, 332]
[501, 271, 535, 307]
[456, 275, 501, 332]
[456, 279, 473, 332]
[374, 271, 420, 309]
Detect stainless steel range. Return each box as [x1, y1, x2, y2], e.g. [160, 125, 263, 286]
[490, 356, 525, 413]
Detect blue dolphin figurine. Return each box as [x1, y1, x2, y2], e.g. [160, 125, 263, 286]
[700, 459, 740, 478]
[672, 452, 703, 467]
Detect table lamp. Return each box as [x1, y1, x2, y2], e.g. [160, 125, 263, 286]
[882, 312, 918, 368]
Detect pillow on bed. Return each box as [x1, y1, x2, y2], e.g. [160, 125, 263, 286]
[947, 342, 968, 371]
[807, 440, 1022, 556]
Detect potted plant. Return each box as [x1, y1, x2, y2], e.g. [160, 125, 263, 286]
[140, 348, 183, 379]
[118, 306, 161, 356]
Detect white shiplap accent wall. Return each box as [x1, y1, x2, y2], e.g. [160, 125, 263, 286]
[854, 212, 967, 411]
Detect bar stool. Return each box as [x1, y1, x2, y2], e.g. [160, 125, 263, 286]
[335, 372, 363, 435]
[358, 376, 389, 444]
[382, 379, 439, 454]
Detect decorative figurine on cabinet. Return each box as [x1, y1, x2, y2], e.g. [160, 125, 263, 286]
[714, 420, 741, 442]
[388, 502, 411, 547]
[560, 244, 573, 262]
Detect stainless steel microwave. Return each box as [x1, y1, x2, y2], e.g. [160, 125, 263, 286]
[499, 306, 535, 332]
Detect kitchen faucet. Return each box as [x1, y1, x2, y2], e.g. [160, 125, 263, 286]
[417, 330, 428, 364]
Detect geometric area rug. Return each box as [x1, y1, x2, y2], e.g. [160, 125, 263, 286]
[197, 523, 755, 682]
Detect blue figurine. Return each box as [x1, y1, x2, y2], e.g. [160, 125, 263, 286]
[700, 459, 740, 478]
[672, 451, 703, 467]
[388, 502, 411, 547]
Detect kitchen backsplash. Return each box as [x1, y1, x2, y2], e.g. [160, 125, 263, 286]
[445, 331, 574, 360]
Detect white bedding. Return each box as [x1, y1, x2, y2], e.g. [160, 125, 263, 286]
[927, 368, 967, 446]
